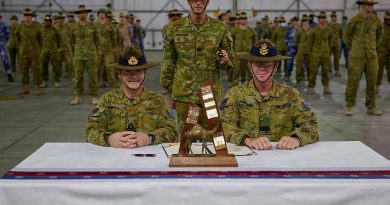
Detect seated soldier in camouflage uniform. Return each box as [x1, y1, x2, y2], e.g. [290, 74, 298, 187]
[85, 45, 176, 148]
[221, 39, 319, 150]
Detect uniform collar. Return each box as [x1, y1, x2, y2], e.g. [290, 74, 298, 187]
[119, 86, 148, 105]
[184, 14, 211, 28]
[249, 80, 281, 102]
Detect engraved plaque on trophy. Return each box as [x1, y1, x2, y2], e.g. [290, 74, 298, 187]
[169, 81, 238, 167]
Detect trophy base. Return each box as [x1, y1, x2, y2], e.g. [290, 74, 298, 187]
[169, 154, 238, 167]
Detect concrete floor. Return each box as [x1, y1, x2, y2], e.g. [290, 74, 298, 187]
[1, 51, 389, 175]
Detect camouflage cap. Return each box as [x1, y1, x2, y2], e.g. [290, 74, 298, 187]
[342, 15, 348, 20]
[53, 15, 58, 20]
[301, 14, 310, 21]
[88, 14, 95, 21]
[279, 16, 286, 23]
[108, 45, 160, 70]
[119, 12, 126, 17]
[236, 39, 289, 62]
[74, 5, 92, 14]
[239, 11, 248, 19]
[97, 8, 107, 15]
[128, 13, 136, 19]
[168, 9, 183, 16]
[356, 0, 378, 5]
[23, 8, 34, 16]
[290, 16, 299, 22]
[10, 15, 18, 21]
[331, 11, 337, 17]
[273, 16, 280, 22]
[44, 14, 52, 21]
[317, 11, 327, 18]
[385, 12, 390, 20]
[67, 12, 74, 17]
[57, 12, 65, 19]
[262, 15, 269, 21]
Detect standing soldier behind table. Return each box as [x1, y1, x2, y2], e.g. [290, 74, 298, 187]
[271, 16, 288, 77]
[376, 12, 390, 95]
[40, 15, 61, 89]
[307, 11, 333, 96]
[109, 12, 123, 61]
[8, 15, 19, 74]
[162, 9, 183, 36]
[0, 14, 14, 82]
[118, 12, 133, 51]
[96, 8, 117, 89]
[344, 0, 383, 116]
[160, 0, 233, 131]
[257, 15, 271, 40]
[329, 11, 342, 76]
[70, 5, 99, 105]
[66, 12, 76, 54]
[294, 14, 311, 87]
[285, 16, 299, 82]
[340, 16, 350, 68]
[230, 11, 256, 87]
[16, 8, 43, 96]
[55, 12, 74, 79]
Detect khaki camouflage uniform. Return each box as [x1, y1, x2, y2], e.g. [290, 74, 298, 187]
[161, 15, 233, 129]
[271, 26, 288, 74]
[41, 25, 61, 82]
[377, 22, 390, 86]
[328, 21, 341, 74]
[7, 24, 19, 72]
[96, 21, 117, 87]
[308, 25, 332, 88]
[294, 27, 311, 83]
[56, 23, 74, 78]
[71, 22, 99, 97]
[16, 21, 42, 85]
[85, 87, 177, 146]
[344, 12, 382, 109]
[230, 25, 257, 87]
[220, 81, 319, 146]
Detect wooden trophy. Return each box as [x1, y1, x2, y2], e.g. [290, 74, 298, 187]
[169, 82, 238, 167]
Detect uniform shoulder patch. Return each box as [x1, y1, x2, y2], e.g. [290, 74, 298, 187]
[303, 102, 311, 110]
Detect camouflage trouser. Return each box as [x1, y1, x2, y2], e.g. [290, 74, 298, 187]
[58, 49, 74, 78]
[73, 59, 98, 96]
[8, 46, 17, 72]
[0, 45, 12, 75]
[231, 59, 250, 87]
[308, 52, 330, 88]
[345, 57, 378, 109]
[295, 51, 310, 83]
[376, 47, 390, 86]
[41, 50, 61, 82]
[97, 52, 117, 87]
[330, 45, 340, 72]
[20, 56, 41, 85]
[276, 49, 288, 74]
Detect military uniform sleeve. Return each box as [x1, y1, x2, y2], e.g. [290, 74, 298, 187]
[295, 30, 300, 47]
[220, 88, 250, 146]
[376, 17, 383, 47]
[343, 20, 354, 49]
[85, 95, 110, 146]
[160, 23, 176, 93]
[147, 96, 177, 144]
[218, 26, 234, 70]
[290, 89, 319, 146]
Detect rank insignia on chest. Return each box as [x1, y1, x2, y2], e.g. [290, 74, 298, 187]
[259, 43, 269, 56]
[128, 57, 138, 65]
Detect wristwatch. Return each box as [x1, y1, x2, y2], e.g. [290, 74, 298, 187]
[148, 134, 156, 145]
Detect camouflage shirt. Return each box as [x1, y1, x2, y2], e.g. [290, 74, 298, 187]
[7, 24, 19, 49]
[343, 12, 382, 58]
[295, 27, 311, 54]
[161, 15, 233, 104]
[56, 24, 72, 52]
[96, 21, 116, 53]
[271, 26, 287, 51]
[41, 26, 61, 52]
[85, 87, 177, 146]
[378, 23, 390, 52]
[16, 21, 42, 58]
[230, 26, 257, 52]
[220, 81, 319, 146]
[71, 22, 98, 60]
[328, 22, 341, 47]
[309, 25, 332, 54]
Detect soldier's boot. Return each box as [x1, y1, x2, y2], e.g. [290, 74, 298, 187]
[367, 108, 383, 116]
[54, 81, 61, 88]
[323, 86, 333, 95]
[334, 70, 341, 76]
[70, 96, 81, 105]
[34, 85, 42, 96]
[307, 87, 316, 95]
[7, 74, 15, 82]
[40, 81, 48, 88]
[18, 84, 29, 95]
[92, 96, 98, 105]
[345, 107, 353, 116]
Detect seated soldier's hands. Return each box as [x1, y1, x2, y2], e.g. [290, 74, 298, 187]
[217, 49, 229, 65]
[122, 132, 150, 148]
[243, 136, 272, 150]
[107, 131, 136, 148]
[276, 136, 300, 150]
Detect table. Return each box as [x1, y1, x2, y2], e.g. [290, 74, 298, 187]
[1, 141, 390, 205]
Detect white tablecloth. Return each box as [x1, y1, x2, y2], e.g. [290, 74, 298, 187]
[1, 141, 390, 205]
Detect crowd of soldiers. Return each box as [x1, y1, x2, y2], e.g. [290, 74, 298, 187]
[0, 2, 389, 115]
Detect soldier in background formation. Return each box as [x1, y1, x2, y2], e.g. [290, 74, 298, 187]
[162, 9, 183, 35]
[344, 0, 382, 116]
[256, 15, 271, 39]
[376, 12, 390, 95]
[340, 15, 349, 68]
[70, 5, 99, 105]
[329, 11, 341, 76]
[271, 16, 287, 77]
[294, 14, 311, 86]
[40, 15, 61, 88]
[16, 8, 43, 95]
[7, 15, 18, 74]
[55, 12, 74, 79]
[285, 16, 299, 81]
[0, 15, 13, 82]
[307, 11, 333, 96]
[230, 11, 256, 87]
